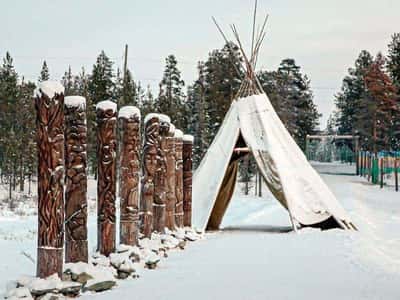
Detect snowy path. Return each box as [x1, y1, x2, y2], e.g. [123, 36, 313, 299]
[1, 163, 400, 299]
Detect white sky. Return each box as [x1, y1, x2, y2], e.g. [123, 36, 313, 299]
[1, 0, 399, 127]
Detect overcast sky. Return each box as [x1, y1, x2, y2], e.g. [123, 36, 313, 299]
[1, 0, 399, 127]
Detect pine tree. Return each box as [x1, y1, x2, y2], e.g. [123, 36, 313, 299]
[335, 50, 373, 145]
[186, 62, 211, 167]
[87, 51, 115, 175]
[387, 33, 400, 150]
[38, 60, 50, 82]
[363, 53, 397, 152]
[157, 55, 186, 128]
[388, 33, 400, 88]
[61, 66, 76, 96]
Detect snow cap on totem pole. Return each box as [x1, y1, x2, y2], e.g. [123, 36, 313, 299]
[158, 113, 171, 124]
[144, 113, 160, 124]
[118, 105, 141, 119]
[183, 134, 194, 143]
[65, 96, 86, 109]
[34, 81, 65, 99]
[96, 100, 117, 112]
[168, 124, 176, 136]
[174, 129, 183, 139]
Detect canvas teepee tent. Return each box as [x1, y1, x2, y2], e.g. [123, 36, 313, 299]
[192, 7, 356, 232]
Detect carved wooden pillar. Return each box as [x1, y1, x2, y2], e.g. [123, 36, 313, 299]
[174, 130, 184, 228]
[118, 106, 141, 246]
[153, 114, 170, 233]
[96, 100, 117, 256]
[35, 82, 65, 278]
[64, 96, 88, 263]
[165, 125, 176, 230]
[183, 135, 193, 227]
[140, 114, 159, 238]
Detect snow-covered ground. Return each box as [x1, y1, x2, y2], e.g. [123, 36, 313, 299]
[1, 162, 400, 299]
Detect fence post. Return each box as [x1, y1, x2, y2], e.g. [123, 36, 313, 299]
[64, 96, 88, 263]
[153, 114, 170, 233]
[394, 156, 399, 192]
[183, 134, 193, 227]
[174, 130, 184, 228]
[141, 114, 159, 238]
[165, 126, 176, 230]
[35, 82, 65, 278]
[96, 100, 117, 256]
[118, 106, 141, 246]
[380, 157, 384, 189]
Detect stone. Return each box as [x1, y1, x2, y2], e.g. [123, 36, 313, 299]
[37, 293, 66, 300]
[145, 253, 160, 270]
[178, 240, 186, 250]
[5, 287, 32, 299]
[58, 281, 81, 297]
[82, 279, 116, 293]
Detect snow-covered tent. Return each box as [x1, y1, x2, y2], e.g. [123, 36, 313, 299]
[192, 11, 356, 232]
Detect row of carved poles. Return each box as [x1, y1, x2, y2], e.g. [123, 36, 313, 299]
[35, 83, 193, 278]
[357, 151, 399, 191]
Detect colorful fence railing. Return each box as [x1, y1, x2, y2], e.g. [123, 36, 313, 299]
[357, 151, 399, 191]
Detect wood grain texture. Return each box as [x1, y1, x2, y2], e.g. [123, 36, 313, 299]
[96, 105, 117, 256]
[35, 86, 65, 278]
[119, 111, 140, 246]
[140, 116, 159, 238]
[183, 140, 193, 227]
[65, 100, 88, 263]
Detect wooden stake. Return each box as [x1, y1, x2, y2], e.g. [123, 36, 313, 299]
[96, 101, 117, 256]
[395, 158, 399, 192]
[165, 135, 176, 230]
[174, 132, 184, 228]
[183, 136, 193, 227]
[153, 116, 170, 233]
[380, 157, 384, 189]
[140, 115, 159, 238]
[65, 96, 88, 263]
[119, 106, 141, 246]
[35, 82, 65, 278]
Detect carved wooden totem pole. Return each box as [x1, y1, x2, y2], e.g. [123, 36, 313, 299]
[64, 96, 88, 263]
[165, 125, 176, 230]
[174, 129, 184, 228]
[35, 82, 65, 278]
[140, 114, 160, 238]
[118, 106, 141, 246]
[96, 100, 117, 256]
[153, 114, 170, 233]
[183, 135, 193, 227]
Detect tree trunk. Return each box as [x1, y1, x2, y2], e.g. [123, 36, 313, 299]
[165, 136, 176, 230]
[183, 137, 193, 227]
[96, 101, 117, 256]
[153, 117, 169, 233]
[64, 97, 88, 263]
[175, 135, 184, 228]
[140, 115, 159, 238]
[119, 107, 141, 246]
[19, 155, 24, 192]
[35, 82, 65, 278]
